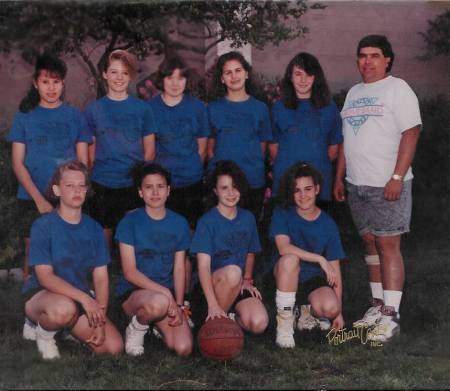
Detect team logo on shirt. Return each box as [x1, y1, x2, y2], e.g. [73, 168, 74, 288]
[342, 97, 384, 134]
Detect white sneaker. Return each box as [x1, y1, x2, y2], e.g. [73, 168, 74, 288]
[151, 326, 162, 340]
[36, 332, 60, 360]
[23, 318, 37, 341]
[317, 317, 331, 331]
[367, 306, 400, 343]
[228, 312, 236, 322]
[297, 305, 320, 331]
[276, 310, 295, 348]
[125, 322, 147, 356]
[353, 298, 383, 328]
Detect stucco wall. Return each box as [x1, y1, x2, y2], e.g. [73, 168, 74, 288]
[252, 1, 449, 98]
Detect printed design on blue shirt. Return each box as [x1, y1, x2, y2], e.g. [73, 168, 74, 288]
[157, 117, 196, 151]
[99, 112, 141, 143]
[342, 97, 384, 134]
[216, 111, 255, 139]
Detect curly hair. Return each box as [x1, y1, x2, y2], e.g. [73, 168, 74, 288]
[280, 52, 331, 110]
[128, 161, 171, 190]
[205, 160, 249, 210]
[276, 161, 323, 209]
[210, 51, 254, 98]
[19, 52, 67, 113]
[104, 49, 138, 78]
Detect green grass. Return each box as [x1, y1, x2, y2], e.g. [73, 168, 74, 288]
[1, 210, 449, 389]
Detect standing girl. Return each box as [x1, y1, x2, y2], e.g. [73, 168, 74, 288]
[190, 160, 269, 334]
[270, 52, 343, 205]
[270, 162, 345, 348]
[148, 56, 210, 313]
[8, 52, 91, 280]
[84, 49, 157, 247]
[115, 162, 193, 357]
[23, 161, 123, 360]
[207, 51, 272, 221]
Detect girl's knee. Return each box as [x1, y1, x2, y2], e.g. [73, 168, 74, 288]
[313, 301, 340, 319]
[174, 339, 193, 357]
[220, 265, 242, 288]
[248, 312, 269, 334]
[141, 294, 170, 318]
[277, 254, 300, 274]
[47, 300, 78, 326]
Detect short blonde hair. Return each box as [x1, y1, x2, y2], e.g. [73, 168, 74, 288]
[105, 49, 138, 78]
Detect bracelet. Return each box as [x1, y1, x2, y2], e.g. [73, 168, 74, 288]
[243, 277, 254, 285]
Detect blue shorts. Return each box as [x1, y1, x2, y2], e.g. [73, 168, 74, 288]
[346, 180, 412, 237]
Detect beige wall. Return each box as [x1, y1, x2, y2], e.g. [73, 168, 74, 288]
[252, 1, 449, 98]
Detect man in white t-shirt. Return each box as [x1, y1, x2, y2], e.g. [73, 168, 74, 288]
[334, 35, 421, 342]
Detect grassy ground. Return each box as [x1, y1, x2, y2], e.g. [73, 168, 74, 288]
[1, 200, 449, 390]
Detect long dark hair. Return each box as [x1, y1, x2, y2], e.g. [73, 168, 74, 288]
[281, 52, 331, 110]
[206, 160, 249, 210]
[19, 53, 67, 113]
[276, 161, 323, 209]
[210, 51, 254, 98]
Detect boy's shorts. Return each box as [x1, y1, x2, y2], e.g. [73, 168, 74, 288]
[299, 275, 329, 301]
[346, 180, 412, 237]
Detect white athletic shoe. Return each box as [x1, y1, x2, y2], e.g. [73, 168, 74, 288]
[353, 298, 384, 328]
[276, 310, 295, 348]
[151, 326, 162, 340]
[297, 305, 319, 331]
[125, 323, 147, 356]
[23, 318, 37, 341]
[367, 306, 400, 343]
[36, 333, 60, 360]
[228, 312, 236, 322]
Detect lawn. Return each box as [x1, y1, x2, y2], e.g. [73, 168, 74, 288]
[1, 199, 449, 390]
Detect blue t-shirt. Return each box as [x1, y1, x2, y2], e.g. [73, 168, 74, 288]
[84, 95, 156, 188]
[8, 104, 92, 200]
[270, 207, 345, 283]
[271, 99, 343, 200]
[190, 207, 261, 272]
[149, 94, 210, 188]
[207, 96, 273, 189]
[114, 208, 191, 295]
[23, 210, 110, 294]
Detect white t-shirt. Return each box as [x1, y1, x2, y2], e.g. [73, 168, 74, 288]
[341, 76, 421, 187]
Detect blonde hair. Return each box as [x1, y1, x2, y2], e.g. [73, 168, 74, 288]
[105, 49, 138, 78]
[46, 160, 90, 200]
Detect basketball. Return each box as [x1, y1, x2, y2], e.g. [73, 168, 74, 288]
[197, 317, 244, 361]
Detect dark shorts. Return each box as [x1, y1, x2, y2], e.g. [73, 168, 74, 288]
[86, 181, 144, 229]
[299, 276, 329, 301]
[246, 187, 265, 223]
[166, 180, 204, 230]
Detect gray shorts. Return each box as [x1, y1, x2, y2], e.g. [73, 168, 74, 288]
[346, 180, 412, 237]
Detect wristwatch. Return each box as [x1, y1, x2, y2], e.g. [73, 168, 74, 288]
[391, 174, 404, 181]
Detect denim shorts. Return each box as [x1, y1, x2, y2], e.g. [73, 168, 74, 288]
[346, 180, 412, 237]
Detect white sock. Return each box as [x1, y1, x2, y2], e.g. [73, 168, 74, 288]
[383, 290, 403, 313]
[36, 323, 57, 340]
[275, 290, 296, 312]
[131, 315, 149, 331]
[370, 282, 384, 301]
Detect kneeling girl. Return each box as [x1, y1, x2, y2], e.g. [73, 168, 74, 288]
[271, 162, 345, 348]
[190, 160, 268, 333]
[115, 162, 193, 356]
[23, 161, 123, 360]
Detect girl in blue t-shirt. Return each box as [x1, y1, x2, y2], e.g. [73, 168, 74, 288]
[191, 160, 269, 335]
[8, 53, 91, 280]
[84, 49, 156, 248]
[207, 51, 273, 222]
[270, 52, 343, 204]
[23, 160, 123, 360]
[115, 162, 193, 357]
[270, 162, 345, 349]
[149, 56, 210, 314]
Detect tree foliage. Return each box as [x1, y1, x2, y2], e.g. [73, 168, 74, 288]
[0, 0, 309, 96]
[419, 9, 450, 60]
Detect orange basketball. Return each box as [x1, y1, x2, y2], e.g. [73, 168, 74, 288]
[197, 317, 244, 361]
